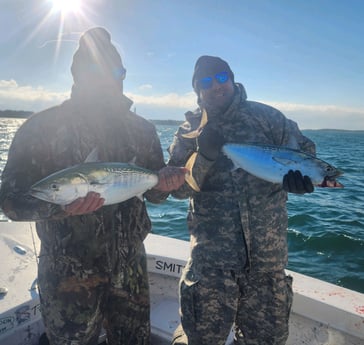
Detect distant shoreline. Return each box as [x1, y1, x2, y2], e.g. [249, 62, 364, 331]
[0, 110, 33, 118]
[150, 119, 184, 126]
[0, 110, 184, 126]
[303, 128, 364, 132]
[1, 111, 363, 131]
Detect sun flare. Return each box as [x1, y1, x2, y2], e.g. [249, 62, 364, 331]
[51, 0, 82, 14]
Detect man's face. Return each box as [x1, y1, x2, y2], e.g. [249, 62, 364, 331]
[197, 71, 235, 112]
[75, 64, 126, 95]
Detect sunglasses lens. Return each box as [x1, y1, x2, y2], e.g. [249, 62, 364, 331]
[113, 67, 127, 80]
[215, 72, 228, 84]
[199, 77, 213, 90]
[198, 72, 229, 90]
[88, 64, 127, 81]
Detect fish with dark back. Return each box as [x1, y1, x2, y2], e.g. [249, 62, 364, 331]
[29, 161, 159, 206]
[182, 113, 343, 191]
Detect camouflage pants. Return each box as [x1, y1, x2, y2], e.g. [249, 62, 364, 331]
[38, 245, 150, 345]
[172, 261, 293, 345]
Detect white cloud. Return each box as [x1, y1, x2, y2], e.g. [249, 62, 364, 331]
[0, 79, 363, 129]
[0, 79, 69, 111]
[138, 84, 153, 91]
[266, 101, 364, 115]
[125, 91, 196, 109]
[167, 52, 176, 59]
[262, 100, 364, 130]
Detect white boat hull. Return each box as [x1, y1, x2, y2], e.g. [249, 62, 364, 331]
[0, 222, 363, 345]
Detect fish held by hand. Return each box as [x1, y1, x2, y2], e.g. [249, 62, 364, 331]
[222, 143, 343, 188]
[29, 162, 159, 206]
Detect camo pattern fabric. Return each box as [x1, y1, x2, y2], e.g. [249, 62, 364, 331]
[0, 93, 168, 345]
[168, 84, 315, 345]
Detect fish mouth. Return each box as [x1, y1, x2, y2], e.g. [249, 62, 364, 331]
[28, 188, 56, 202]
[28, 188, 48, 199]
[320, 170, 344, 188]
[28, 187, 41, 196]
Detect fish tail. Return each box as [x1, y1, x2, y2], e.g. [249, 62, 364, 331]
[181, 109, 208, 191]
[181, 109, 208, 139]
[184, 152, 200, 192]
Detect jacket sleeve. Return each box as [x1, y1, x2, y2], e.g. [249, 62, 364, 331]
[282, 117, 316, 155]
[0, 118, 67, 221]
[142, 122, 170, 204]
[257, 102, 316, 155]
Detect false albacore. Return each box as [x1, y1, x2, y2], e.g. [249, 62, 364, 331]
[223, 143, 343, 187]
[29, 162, 159, 206]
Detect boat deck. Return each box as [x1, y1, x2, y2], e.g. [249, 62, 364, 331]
[146, 234, 364, 345]
[1, 222, 363, 345]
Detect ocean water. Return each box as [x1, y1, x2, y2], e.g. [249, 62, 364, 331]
[0, 119, 363, 294]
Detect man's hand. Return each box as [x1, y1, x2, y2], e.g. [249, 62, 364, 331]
[63, 191, 105, 216]
[155, 166, 189, 192]
[283, 170, 314, 194]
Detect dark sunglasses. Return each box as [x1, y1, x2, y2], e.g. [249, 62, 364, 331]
[197, 71, 229, 90]
[112, 66, 127, 81]
[89, 64, 127, 81]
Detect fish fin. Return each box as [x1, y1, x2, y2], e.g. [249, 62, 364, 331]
[182, 130, 200, 139]
[136, 193, 144, 201]
[90, 180, 103, 186]
[286, 137, 300, 150]
[222, 145, 239, 171]
[181, 109, 208, 139]
[184, 152, 200, 192]
[129, 156, 137, 165]
[85, 147, 99, 163]
[272, 156, 297, 166]
[229, 161, 239, 171]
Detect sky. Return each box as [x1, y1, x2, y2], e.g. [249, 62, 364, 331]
[1, 0, 364, 130]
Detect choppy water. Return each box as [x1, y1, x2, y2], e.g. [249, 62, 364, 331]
[0, 119, 363, 293]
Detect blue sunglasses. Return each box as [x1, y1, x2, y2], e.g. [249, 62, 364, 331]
[197, 71, 229, 90]
[112, 66, 127, 80]
[89, 64, 127, 81]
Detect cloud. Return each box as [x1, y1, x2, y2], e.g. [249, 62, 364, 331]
[138, 84, 153, 91]
[0, 79, 69, 111]
[262, 100, 364, 130]
[266, 101, 364, 115]
[167, 52, 176, 59]
[125, 91, 196, 109]
[0, 79, 363, 130]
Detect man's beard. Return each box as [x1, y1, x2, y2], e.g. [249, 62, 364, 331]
[201, 93, 234, 115]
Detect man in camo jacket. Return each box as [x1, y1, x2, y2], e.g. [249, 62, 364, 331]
[169, 56, 316, 345]
[0, 27, 185, 345]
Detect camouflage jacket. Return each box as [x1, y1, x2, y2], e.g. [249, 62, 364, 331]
[0, 91, 168, 273]
[168, 84, 315, 272]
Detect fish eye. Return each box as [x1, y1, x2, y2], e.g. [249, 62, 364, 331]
[51, 183, 59, 191]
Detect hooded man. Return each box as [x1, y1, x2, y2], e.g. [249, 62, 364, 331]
[0, 27, 185, 345]
[168, 55, 316, 345]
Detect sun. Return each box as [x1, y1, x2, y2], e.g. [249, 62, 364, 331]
[50, 0, 82, 14]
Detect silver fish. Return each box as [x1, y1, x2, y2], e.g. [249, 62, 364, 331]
[29, 162, 159, 206]
[222, 143, 343, 186]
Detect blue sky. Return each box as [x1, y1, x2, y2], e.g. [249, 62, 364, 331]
[1, 0, 363, 129]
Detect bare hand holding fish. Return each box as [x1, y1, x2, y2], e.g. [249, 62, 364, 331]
[155, 166, 189, 192]
[62, 191, 105, 216]
[29, 162, 188, 211]
[61, 165, 188, 216]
